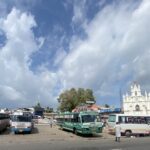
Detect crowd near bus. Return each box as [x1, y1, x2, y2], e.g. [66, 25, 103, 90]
[56, 111, 103, 135]
[107, 114, 150, 137]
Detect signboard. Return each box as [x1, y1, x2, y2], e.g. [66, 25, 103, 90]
[86, 101, 95, 104]
[99, 108, 121, 113]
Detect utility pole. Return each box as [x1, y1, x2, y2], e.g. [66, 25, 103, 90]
[119, 88, 123, 112]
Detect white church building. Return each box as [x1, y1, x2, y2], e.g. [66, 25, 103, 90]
[123, 83, 150, 115]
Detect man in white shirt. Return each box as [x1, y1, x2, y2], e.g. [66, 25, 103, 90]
[49, 118, 53, 128]
[115, 122, 121, 142]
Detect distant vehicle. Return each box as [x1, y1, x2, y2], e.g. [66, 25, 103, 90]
[10, 111, 34, 134]
[107, 114, 150, 137]
[52, 119, 57, 125]
[32, 115, 42, 124]
[0, 113, 10, 132]
[55, 111, 103, 135]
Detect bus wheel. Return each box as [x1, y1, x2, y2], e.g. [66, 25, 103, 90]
[73, 128, 78, 135]
[60, 125, 63, 130]
[125, 130, 132, 137]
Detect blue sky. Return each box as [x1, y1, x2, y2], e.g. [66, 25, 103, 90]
[0, 0, 150, 109]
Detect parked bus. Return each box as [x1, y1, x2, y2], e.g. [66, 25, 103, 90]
[107, 114, 150, 137]
[0, 113, 10, 132]
[56, 111, 103, 135]
[10, 111, 34, 134]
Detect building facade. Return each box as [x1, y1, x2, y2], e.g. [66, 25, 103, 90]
[123, 83, 150, 115]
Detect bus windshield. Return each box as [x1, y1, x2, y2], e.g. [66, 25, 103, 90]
[108, 115, 116, 122]
[82, 115, 100, 123]
[11, 115, 32, 122]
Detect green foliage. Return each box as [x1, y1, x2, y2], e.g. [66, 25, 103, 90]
[57, 88, 95, 112]
[34, 102, 41, 108]
[104, 104, 110, 108]
[45, 107, 53, 113]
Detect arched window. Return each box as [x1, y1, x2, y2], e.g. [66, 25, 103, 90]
[135, 104, 140, 111]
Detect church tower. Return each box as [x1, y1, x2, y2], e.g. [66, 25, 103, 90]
[123, 82, 150, 115]
[131, 82, 141, 97]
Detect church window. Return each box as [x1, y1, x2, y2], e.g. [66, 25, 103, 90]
[135, 105, 140, 111]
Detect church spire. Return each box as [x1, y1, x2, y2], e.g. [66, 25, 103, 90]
[131, 82, 141, 96]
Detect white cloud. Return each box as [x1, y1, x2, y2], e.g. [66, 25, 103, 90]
[0, 7, 58, 108]
[1, 0, 150, 108]
[72, 0, 87, 27]
[1, 8, 38, 66]
[0, 85, 22, 101]
[0, 1, 9, 17]
[58, 0, 150, 105]
[54, 49, 67, 66]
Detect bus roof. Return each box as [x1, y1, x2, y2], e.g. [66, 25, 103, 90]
[12, 111, 32, 116]
[109, 113, 150, 117]
[57, 111, 99, 115]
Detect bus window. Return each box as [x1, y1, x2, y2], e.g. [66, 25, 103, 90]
[108, 115, 116, 122]
[82, 115, 96, 123]
[127, 117, 134, 123]
[95, 116, 101, 122]
[126, 117, 147, 124]
[12, 115, 32, 122]
[73, 114, 79, 123]
[78, 117, 81, 123]
[146, 117, 150, 124]
[140, 117, 146, 124]
[119, 116, 126, 123]
[134, 117, 138, 123]
[137, 117, 141, 124]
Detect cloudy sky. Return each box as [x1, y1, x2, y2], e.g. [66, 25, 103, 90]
[0, 0, 150, 109]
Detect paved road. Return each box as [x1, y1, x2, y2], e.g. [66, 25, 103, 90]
[0, 137, 150, 150]
[0, 125, 149, 150]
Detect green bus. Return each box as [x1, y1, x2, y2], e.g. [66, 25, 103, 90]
[55, 111, 103, 135]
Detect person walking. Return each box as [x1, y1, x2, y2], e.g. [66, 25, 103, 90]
[49, 118, 53, 128]
[115, 122, 121, 142]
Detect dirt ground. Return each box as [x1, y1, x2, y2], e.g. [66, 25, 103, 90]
[0, 124, 114, 144]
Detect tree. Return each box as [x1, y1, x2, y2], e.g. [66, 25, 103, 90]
[57, 88, 95, 112]
[85, 89, 95, 101]
[45, 107, 53, 113]
[34, 102, 41, 108]
[104, 104, 110, 108]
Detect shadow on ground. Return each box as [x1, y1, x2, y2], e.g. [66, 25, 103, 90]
[59, 127, 103, 138]
[0, 127, 11, 135]
[0, 127, 39, 135]
[32, 127, 39, 134]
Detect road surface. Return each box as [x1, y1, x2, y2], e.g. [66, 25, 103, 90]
[0, 124, 149, 150]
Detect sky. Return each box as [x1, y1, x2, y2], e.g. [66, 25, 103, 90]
[0, 0, 150, 109]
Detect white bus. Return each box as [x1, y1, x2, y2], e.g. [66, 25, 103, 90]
[10, 111, 34, 134]
[107, 114, 150, 137]
[0, 113, 10, 132]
